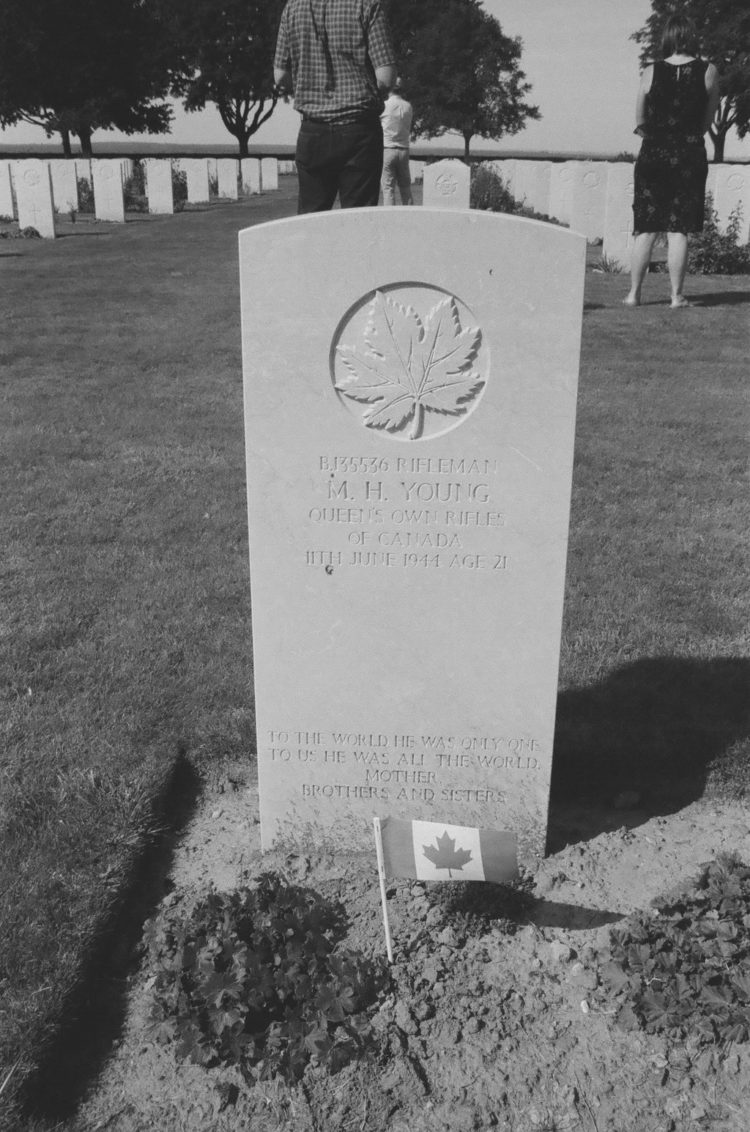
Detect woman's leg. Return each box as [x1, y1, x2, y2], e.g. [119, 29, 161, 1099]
[667, 232, 689, 306]
[624, 232, 657, 305]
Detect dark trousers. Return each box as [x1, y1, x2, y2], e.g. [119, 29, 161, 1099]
[295, 115, 384, 214]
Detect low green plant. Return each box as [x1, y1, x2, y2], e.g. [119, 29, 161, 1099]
[76, 177, 95, 214]
[470, 163, 518, 214]
[688, 194, 750, 274]
[146, 873, 387, 1083]
[598, 855, 750, 1049]
[171, 167, 187, 212]
[470, 162, 564, 226]
[124, 161, 148, 213]
[594, 253, 624, 274]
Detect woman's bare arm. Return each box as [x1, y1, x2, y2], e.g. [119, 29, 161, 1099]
[703, 62, 720, 134]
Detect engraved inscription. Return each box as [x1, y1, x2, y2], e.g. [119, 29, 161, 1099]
[305, 452, 510, 571]
[266, 728, 542, 806]
[332, 285, 489, 441]
[436, 173, 458, 195]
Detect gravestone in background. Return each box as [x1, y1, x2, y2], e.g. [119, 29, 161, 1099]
[217, 158, 239, 200]
[92, 160, 126, 222]
[602, 162, 635, 271]
[705, 164, 717, 208]
[512, 160, 535, 206]
[569, 161, 607, 240]
[241, 158, 261, 195]
[0, 161, 16, 218]
[713, 164, 750, 244]
[410, 161, 424, 184]
[183, 159, 210, 204]
[549, 161, 577, 225]
[13, 160, 56, 237]
[518, 161, 552, 215]
[261, 158, 280, 192]
[422, 160, 470, 209]
[492, 159, 517, 199]
[240, 208, 586, 863]
[49, 160, 79, 214]
[144, 159, 174, 215]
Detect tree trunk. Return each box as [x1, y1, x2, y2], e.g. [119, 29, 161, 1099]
[463, 132, 472, 162]
[59, 128, 72, 157]
[238, 134, 249, 159]
[711, 129, 726, 163]
[76, 127, 93, 157]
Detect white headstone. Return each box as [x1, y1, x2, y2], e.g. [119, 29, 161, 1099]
[0, 161, 16, 218]
[144, 159, 174, 214]
[240, 208, 586, 863]
[13, 160, 56, 237]
[492, 159, 517, 199]
[602, 162, 635, 271]
[241, 158, 261, 195]
[548, 161, 577, 225]
[705, 163, 717, 207]
[183, 158, 211, 203]
[217, 157, 239, 199]
[518, 161, 552, 215]
[569, 161, 607, 240]
[713, 164, 750, 243]
[260, 158, 279, 192]
[422, 160, 471, 209]
[49, 160, 79, 213]
[410, 161, 424, 184]
[512, 160, 535, 207]
[92, 159, 126, 222]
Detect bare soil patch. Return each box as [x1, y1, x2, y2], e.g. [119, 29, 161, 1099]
[70, 767, 750, 1132]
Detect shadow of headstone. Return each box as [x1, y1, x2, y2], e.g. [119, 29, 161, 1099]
[548, 656, 750, 850]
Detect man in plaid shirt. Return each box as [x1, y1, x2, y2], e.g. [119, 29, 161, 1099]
[274, 0, 396, 213]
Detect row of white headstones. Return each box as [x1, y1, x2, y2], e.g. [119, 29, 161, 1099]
[0, 156, 288, 238]
[421, 157, 750, 270]
[3, 154, 748, 268]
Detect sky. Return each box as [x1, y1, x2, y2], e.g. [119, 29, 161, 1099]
[1, 0, 748, 159]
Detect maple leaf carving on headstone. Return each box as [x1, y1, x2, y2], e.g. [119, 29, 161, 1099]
[335, 291, 483, 439]
[422, 830, 474, 877]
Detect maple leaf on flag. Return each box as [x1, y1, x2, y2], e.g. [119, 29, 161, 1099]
[336, 291, 483, 439]
[422, 830, 474, 877]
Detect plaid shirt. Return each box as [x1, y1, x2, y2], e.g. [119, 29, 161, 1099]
[275, 0, 395, 124]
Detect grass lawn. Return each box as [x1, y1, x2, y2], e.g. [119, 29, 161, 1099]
[1, 183, 748, 1128]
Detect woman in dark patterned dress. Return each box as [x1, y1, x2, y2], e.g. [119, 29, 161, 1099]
[624, 17, 719, 308]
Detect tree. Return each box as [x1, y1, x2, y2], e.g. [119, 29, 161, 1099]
[156, 0, 285, 158]
[632, 0, 750, 162]
[386, 0, 539, 161]
[0, 0, 174, 156]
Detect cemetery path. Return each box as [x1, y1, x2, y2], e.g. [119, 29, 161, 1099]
[72, 766, 750, 1132]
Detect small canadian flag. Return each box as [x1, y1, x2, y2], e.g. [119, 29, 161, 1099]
[378, 817, 518, 884]
[372, 816, 518, 961]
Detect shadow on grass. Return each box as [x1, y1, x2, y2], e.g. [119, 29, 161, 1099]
[548, 656, 750, 851]
[21, 748, 202, 1125]
[686, 289, 750, 306]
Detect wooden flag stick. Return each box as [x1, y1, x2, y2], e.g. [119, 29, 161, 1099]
[372, 817, 394, 964]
